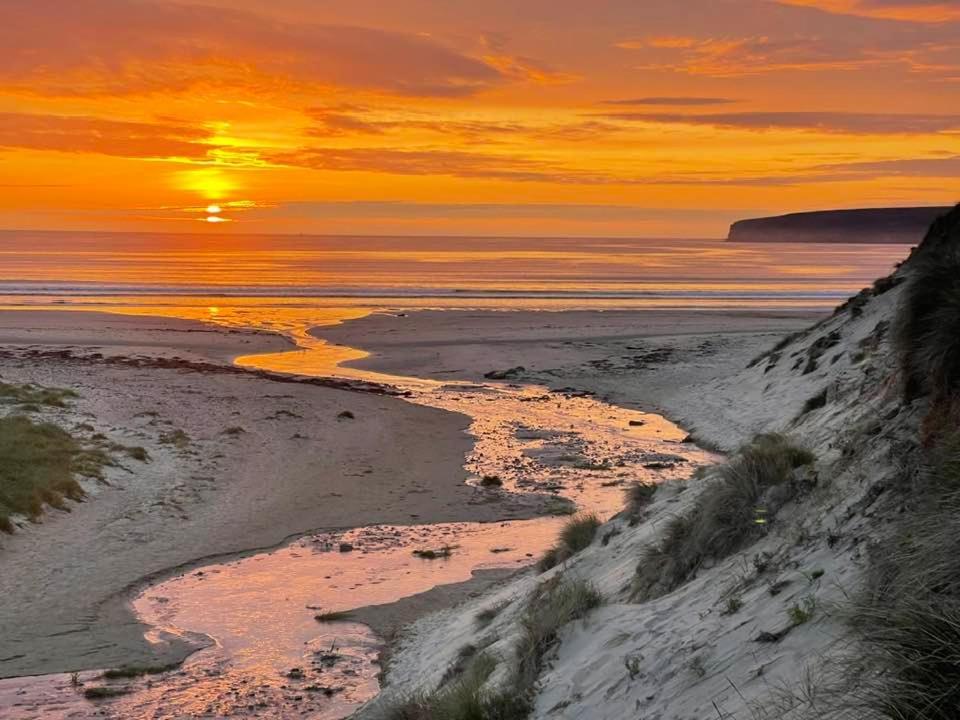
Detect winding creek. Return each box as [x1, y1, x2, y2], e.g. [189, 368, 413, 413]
[0, 310, 716, 719]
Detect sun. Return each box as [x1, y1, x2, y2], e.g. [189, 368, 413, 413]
[206, 204, 222, 214]
[174, 168, 237, 200]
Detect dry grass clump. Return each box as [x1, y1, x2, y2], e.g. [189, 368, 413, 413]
[633, 433, 815, 600]
[842, 438, 960, 720]
[0, 415, 109, 532]
[83, 686, 130, 700]
[102, 663, 176, 679]
[386, 652, 526, 720]
[475, 600, 510, 628]
[626, 481, 657, 515]
[896, 204, 960, 408]
[515, 576, 603, 694]
[0, 381, 78, 409]
[159, 429, 191, 448]
[538, 513, 601, 571]
[386, 576, 601, 720]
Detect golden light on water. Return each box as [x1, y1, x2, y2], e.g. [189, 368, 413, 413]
[205, 215, 227, 223]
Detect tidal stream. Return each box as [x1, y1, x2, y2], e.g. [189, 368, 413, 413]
[0, 313, 714, 719]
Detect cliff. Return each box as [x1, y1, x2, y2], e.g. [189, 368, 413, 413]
[728, 206, 952, 244]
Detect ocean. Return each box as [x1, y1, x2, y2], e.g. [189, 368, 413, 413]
[0, 230, 910, 313]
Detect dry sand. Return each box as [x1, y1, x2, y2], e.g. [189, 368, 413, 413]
[314, 308, 823, 447]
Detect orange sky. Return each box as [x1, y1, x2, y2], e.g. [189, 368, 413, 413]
[1, 0, 958, 237]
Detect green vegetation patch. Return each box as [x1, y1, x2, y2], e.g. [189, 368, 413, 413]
[0, 415, 111, 532]
[0, 381, 78, 409]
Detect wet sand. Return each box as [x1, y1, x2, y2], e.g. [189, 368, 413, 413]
[0, 311, 492, 679]
[312, 308, 823, 447]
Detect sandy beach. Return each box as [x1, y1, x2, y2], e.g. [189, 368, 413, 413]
[0, 305, 823, 714]
[0, 310, 489, 679]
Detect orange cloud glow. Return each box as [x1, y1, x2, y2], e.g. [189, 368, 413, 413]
[0, 0, 958, 237]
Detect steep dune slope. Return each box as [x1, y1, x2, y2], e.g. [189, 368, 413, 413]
[358, 205, 960, 720]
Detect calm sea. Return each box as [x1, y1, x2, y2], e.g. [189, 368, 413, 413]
[0, 230, 911, 318]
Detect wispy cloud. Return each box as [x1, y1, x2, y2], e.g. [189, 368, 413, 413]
[615, 31, 960, 78]
[0, 112, 213, 159]
[0, 0, 504, 98]
[261, 201, 749, 221]
[776, 0, 960, 22]
[602, 97, 740, 106]
[815, 154, 960, 176]
[598, 111, 960, 134]
[303, 105, 620, 142]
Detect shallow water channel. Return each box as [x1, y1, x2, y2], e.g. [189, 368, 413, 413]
[0, 317, 714, 719]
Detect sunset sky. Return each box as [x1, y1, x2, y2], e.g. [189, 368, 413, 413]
[2, 0, 959, 237]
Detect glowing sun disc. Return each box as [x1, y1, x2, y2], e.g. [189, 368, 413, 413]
[206, 204, 222, 214]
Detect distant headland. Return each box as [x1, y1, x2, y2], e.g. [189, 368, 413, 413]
[728, 206, 953, 244]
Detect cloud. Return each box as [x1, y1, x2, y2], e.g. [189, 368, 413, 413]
[615, 31, 960, 78]
[815, 154, 960, 176]
[267, 147, 565, 182]
[602, 97, 740, 106]
[776, 0, 960, 21]
[303, 105, 531, 139]
[598, 111, 960, 134]
[261, 201, 745, 221]
[303, 105, 620, 142]
[0, 0, 503, 98]
[264, 145, 799, 187]
[0, 112, 213, 159]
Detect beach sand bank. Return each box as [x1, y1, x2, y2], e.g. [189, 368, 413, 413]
[0, 311, 489, 679]
[0, 305, 819, 697]
[313, 308, 823, 448]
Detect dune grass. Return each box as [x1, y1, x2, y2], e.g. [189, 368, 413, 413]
[0, 415, 98, 531]
[896, 205, 960, 408]
[633, 433, 815, 600]
[0, 381, 78, 409]
[386, 576, 601, 720]
[385, 652, 525, 720]
[0, 410, 118, 532]
[515, 576, 603, 693]
[538, 513, 601, 571]
[840, 436, 960, 719]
